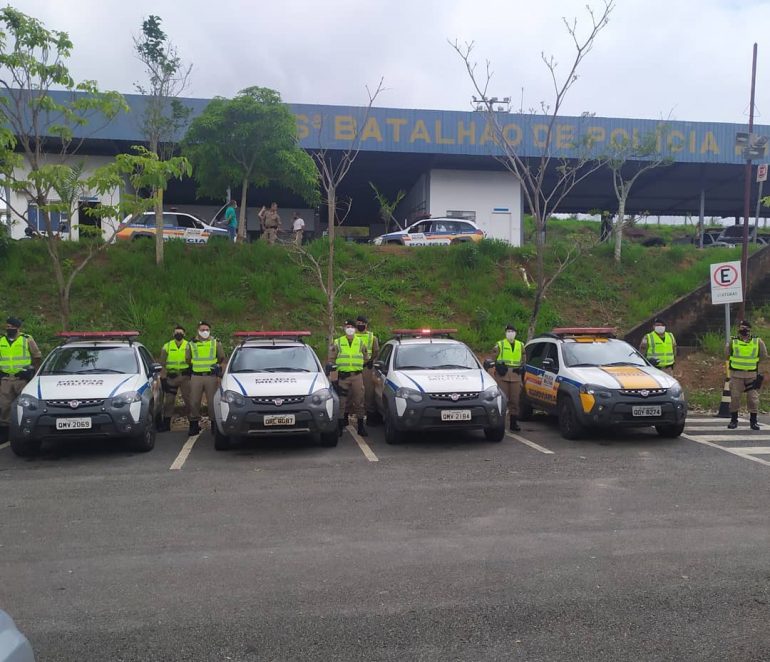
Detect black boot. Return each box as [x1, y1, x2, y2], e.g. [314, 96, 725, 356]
[357, 417, 368, 437]
[188, 419, 200, 436]
[0, 426, 8, 443]
[338, 418, 345, 436]
[157, 417, 171, 432]
[343, 414, 349, 427]
[509, 415, 520, 432]
[727, 414, 738, 430]
[750, 414, 760, 431]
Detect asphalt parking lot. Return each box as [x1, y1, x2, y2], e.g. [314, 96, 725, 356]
[2, 414, 770, 661]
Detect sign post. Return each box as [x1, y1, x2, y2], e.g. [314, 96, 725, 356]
[710, 260, 744, 343]
[756, 164, 768, 242]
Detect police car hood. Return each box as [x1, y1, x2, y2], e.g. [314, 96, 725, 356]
[29, 373, 145, 400]
[394, 368, 494, 394]
[224, 371, 326, 397]
[567, 364, 677, 390]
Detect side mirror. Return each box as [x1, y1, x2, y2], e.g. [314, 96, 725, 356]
[373, 360, 385, 372]
[483, 358, 495, 370]
[542, 357, 555, 371]
[324, 363, 336, 376]
[151, 363, 163, 374]
[648, 357, 660, 367]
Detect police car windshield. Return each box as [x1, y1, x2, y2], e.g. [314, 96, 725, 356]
[395, 343, 478, 370]
[230, 346, 318, 373]
[41, 347, 139, 375]
[562, 340, 647, 368]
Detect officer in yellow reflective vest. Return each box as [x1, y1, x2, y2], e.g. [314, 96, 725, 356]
[184, 321, 226, 436]
[0, 317, 42, 441]
[355, 315, 380, 420]
[639, 318, 677, 375]
[329, 320, 369, 437]
[492, 324, 525, 431]
[157, 325, 192, 432]
[725, 320, 767, 430]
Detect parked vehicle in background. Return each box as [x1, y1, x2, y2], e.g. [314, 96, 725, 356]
[0, 610, 35, 661]
[371, 218, 485, 246]
[116, 211, 228, 244]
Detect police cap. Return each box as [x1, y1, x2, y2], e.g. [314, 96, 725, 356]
[6, 317, 22, 328]
[356, 315, 368, 324]
[505, 324, 517, 331]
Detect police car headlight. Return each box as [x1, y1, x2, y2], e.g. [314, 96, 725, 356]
[310, 388, 332, 405]
[223, 390, 246, 407]
[669, 383, 683, 398]
[483, 385, 501, 401]
[112, 391, 142, 407]
[580, 384, 612, 399]
[18, 395, 39, 411]
[395, 387, 423, 403]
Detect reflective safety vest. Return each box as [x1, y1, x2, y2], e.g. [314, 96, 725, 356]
[0, 335, 31, 375]
[730, 337, 760, 371]
[163, 339, 190, 371]
[496, 339, 523, 368]
[355, 331, 375, 353]
[190, 339, 217, 374]
[645, 332, 675, 368]
[335, 336, 365, 372]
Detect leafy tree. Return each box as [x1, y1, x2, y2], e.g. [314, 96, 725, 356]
[134, 14, 192, 265]
[370, 181, 406, 234]
[182, 86, 318, 241]
[0, 6, 127, 327]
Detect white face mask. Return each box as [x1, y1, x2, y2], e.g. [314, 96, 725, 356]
[506, 331, 516, 341]
[654, 325, 665, 335]
[345, 327, 355, 337]
[199, 330, 210, 339]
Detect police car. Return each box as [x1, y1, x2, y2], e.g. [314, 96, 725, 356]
[115, 211, 229, 244]
[371, 218, 485, 246]
[9, 332, 161, 456]
[211, 332, 340, 450]
[372, 329, 506, 444]
[521, 327, 687, 440]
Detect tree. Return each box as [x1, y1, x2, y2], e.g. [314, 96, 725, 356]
[182, 87, 318, 242]
[605, 126, 671, 263]
[370, 182, 406, 235]
[134, 14, 192, 266]
[452, 1, 614, 339]
[0, 7, 127, 327]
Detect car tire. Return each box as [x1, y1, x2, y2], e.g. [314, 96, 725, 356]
[484, 422, 506, 442]
[558, 397, 585, 440]
[384, 410, 403, 445]
[319, 429, 339, 447]
[214, 425, 232, 451]
[518, 393, 534, 421]
[10, 435, 41, 457]
[655, 422, 685, 438]
[128, 413, 156, 452]
[366, 410, 383, 425]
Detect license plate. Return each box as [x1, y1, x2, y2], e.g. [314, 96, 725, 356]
[441, 409, 472, 422]
[56, 417, 92, 430]
[264, 414, 296, 426]
[632, 405, 661, 417]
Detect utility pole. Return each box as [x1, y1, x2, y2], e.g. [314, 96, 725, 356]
[739, 43, 758, 320]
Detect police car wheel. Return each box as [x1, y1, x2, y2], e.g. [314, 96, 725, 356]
[319, 430, 338, 447]
[558, 397, 585, 440]
[484, 423, 506, 442]
[655, 422, 685, 438]
[214, 426, 232, 451]
[367, 410, 383, 425]
[10, 436, 41, 457]
[127, 412, 156, 453]
[384, 411, 403, 445]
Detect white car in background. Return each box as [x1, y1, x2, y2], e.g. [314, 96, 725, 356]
[371, 218, 485, 246]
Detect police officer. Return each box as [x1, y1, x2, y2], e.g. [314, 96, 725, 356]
[639, 317, 677, 374]
[0, 317, 42, 441]
[259, 202, 281, 245]
[157, 325, 191, 432]
[329, 320, 369, 437]
[185, 321, 226, 436]
[355, 315, 379, 420]
[725, 320, 767, 430]
[492, 324, 525, 432]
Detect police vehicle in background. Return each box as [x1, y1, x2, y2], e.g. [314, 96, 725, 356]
[372, 329, 506, 444]
[521, 327, 687, 439]
[211, 331, 340, 450]
[371, 218, 485, 246]
[115, 211, 229, 244]
[9, 332, 161, 456]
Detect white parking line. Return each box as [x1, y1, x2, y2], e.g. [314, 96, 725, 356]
[684, 434, 770, 443]
[729, 447, 770, 455]
[346, 425, 379, 462]
[0, 442, 8, 451]
[505, 432, 555, 455]
[686, 417, 746, 423]
[169, 434, 200, 471]
[682, 433, 770, 468]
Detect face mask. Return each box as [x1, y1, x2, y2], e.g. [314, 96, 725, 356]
[199, 330, 210, 339]
[174, 332, 184, 341]
[505, 331, 516, 341]
[739, 328, 750, 337]
[654, 325, 665, 334]
[345, 327, 355, 337]
[6, 328, 17, 339]
[356, 324, 366, 332]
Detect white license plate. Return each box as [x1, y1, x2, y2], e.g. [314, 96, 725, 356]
[632, 405, 662, 417]
[264, 414, 296, 426]
[56, 417, 92, 430]
[441, 409, 472, 422]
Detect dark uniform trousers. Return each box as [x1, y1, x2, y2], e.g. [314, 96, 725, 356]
[189, 374, 219, 421]
[338, 371, 365, 418]
[494, 373, 521, 417]
[163, 372, 191, 418]
[0, 375, 26, 426]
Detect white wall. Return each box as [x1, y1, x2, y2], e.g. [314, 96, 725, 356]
[428, 169, 523, 246]
[393, 173, 429, 228]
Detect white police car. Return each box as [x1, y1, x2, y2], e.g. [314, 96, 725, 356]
[372, 329, 506, 444]
[9, 332, 161, 456]
[211, 331, 340, 450]
[371, 218, 485, 246]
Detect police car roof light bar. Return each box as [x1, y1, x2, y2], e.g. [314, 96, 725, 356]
[392, 328, 457, 342]
[233, 331, 311, 345]
[56, 331, 141, 345]
[551, 327, 617, 338]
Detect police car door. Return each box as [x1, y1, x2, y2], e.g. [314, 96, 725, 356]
[372, 344, 393, 416]
[405, 221, 430, 246]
